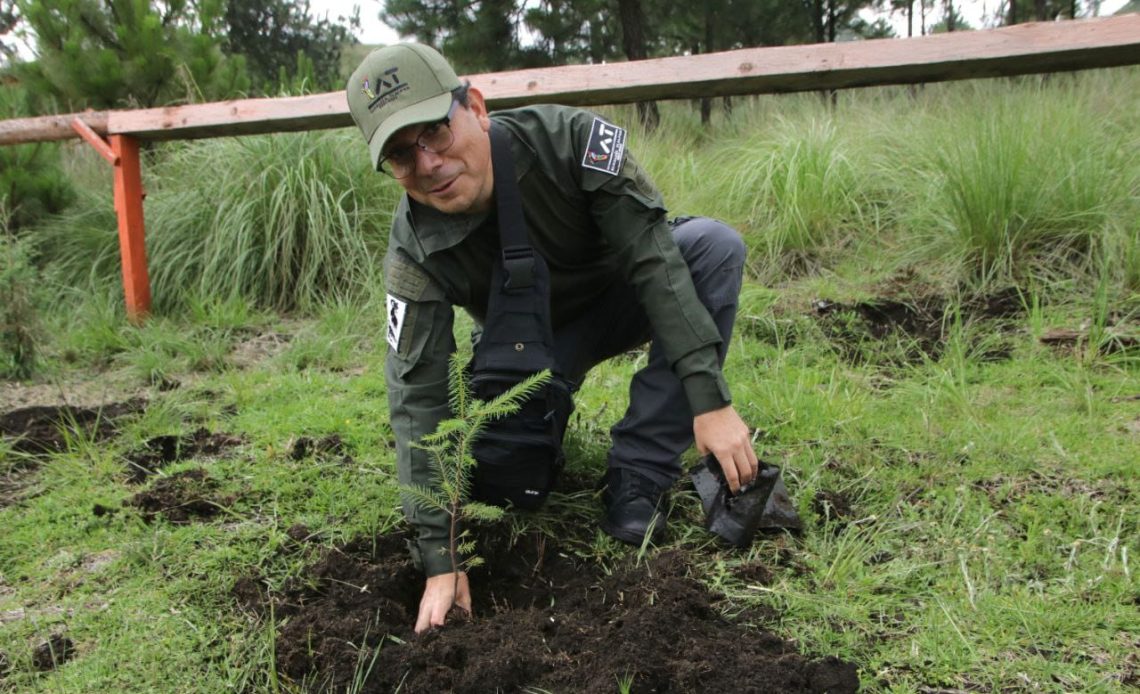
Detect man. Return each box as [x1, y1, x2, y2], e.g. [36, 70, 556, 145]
[346, 43, 758, 633]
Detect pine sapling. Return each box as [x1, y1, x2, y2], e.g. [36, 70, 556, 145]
[400, 352, 552, 613]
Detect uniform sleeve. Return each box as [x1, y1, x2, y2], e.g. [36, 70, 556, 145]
[572, 114, 731, 414]
[383, 248, 463, 577]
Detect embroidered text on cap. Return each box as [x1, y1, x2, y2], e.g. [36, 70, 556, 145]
[365, 68, 410, 112]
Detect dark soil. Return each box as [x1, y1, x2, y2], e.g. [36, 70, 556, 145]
[0, 399, 145, 455]
[289, 434, 351, 463]
[812, 490, 855, 522]
[238, 529, 860, 693]
[125, 468, 234, 524]
[124, 428, 245, 483]
[812, 490, 857, 537]
[31, 634, 74, 671]
[813, 288, 1022, 366]
[733, 560, 776, 586]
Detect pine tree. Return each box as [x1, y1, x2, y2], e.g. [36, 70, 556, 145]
[400, 353, 551, 604]
[16, 0, 249, 109]
[223, 0, 356, 93]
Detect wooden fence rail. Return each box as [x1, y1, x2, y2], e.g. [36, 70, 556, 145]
[1, 14, 1138, 317]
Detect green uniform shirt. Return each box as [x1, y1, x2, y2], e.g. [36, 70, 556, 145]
[384, 104, 731, 575]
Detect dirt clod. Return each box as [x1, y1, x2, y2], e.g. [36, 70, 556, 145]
[91, 503, 118, 517]
[0, 399, 144, 455]
[289, 434, 348, 462]
[31, 634, 74, 671]
[126, 468, 234, 524]
[813, 490, 855, 522]
[285, 523, 315, 543]
[124, 428, 245, 483]
[735, 561, 776, 586]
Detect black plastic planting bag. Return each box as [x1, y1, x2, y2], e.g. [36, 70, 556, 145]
[469, 371, 574, 510]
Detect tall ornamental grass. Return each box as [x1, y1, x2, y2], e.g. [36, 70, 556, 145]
[39, 129, 401, 313]
[633, 102, 870, 279]
[629, 70, 1139, 296]
[894, 76, 1137, 288]
[719, 118, 866, 275]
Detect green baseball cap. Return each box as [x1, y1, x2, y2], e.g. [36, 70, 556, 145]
[346, 43, 462, 171]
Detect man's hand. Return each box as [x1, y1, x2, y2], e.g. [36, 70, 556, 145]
[693, 405, 758, 493]
[415, 571, 472, 634]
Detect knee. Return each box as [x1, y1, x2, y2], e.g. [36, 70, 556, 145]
[674, 217, 746, 271]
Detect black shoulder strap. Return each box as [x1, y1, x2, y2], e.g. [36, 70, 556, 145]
[472, 123, 558, 376]
[489, 123, 535, 290]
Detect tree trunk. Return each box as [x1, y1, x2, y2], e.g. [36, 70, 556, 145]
[1009, 0, 1018, 24]
[810, 0, 826, 44]
[616, 0, 659, 130]
[1034, 0, 1047, 19]
[907, 0, 914, 37]
[946, 0, 955, 31]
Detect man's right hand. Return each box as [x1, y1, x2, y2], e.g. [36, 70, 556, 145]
[415, 571, 472, 633]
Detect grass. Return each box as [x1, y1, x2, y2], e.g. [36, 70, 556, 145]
[1, 231, 43, 379]
[37, 130, 401, 314]
[1, 68, 1138, 691]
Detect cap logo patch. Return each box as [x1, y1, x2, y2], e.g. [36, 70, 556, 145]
[582, 117, 626, 175]
[367, 67, 410, 112]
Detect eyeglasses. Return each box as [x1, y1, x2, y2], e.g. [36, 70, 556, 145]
[378, 100, 460, 179]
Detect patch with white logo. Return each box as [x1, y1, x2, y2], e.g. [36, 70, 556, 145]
[386, 294, 408, 351]
[581, 117, 626, 175]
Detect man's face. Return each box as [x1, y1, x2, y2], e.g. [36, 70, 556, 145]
[384, 88, 494, 216]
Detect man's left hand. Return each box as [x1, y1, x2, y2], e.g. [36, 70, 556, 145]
[693, 405, 758, 493]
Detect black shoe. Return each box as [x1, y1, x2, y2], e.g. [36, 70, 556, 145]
[599, 468, 670, 546]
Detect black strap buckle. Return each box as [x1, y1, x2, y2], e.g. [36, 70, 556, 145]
[502, 245, 535, 289]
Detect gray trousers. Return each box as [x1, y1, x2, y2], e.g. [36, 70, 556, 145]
[551, 217, 746, 488]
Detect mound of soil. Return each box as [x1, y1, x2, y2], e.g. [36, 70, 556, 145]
[0, 399, 145, 455]
[124, 428, 245, 483]
[31, 634, 74, 671]
[125, 468, 234, 524]
[239, 530, 859, 693]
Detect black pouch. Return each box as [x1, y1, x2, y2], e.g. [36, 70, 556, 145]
[466, 123, 575, 510]
[470, 371, 574, 509]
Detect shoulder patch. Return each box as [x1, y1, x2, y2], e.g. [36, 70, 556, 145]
[386, 294, 408, 351]
[384, 250, 444, 302]
[581, 117, 626, 175]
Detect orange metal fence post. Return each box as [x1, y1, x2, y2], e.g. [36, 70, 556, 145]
[109, 134, 151, 321]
